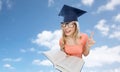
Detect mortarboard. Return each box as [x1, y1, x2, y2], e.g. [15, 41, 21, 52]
[59, 5, 87, 22]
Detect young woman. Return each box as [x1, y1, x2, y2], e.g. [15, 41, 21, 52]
[59, 21, 95, 59]
[43, 5, 95, 72]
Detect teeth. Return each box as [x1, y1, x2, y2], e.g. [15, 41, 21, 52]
[65, 30, 71, 33]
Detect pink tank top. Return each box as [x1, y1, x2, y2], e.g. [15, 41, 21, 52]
[59, 33, 88, 58]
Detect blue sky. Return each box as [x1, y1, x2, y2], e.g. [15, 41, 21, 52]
[0, 0, 120, 72]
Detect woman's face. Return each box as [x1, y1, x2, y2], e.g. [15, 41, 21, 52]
[61, 21, 76, 37]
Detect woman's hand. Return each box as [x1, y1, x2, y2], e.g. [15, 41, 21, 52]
[83, 32, 95, 56]
[87, 32, 95, 48]
[66, 55, 70, 57]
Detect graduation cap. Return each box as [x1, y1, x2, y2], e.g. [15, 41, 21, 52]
[59, 5, 87, 22]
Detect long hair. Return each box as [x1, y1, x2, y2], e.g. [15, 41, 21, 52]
[60, 21, 80, 50]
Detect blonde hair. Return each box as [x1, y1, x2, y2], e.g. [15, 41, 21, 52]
[60, 21, 80, 50]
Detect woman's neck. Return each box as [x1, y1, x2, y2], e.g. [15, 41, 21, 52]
[65, 35, 81, 45]
[66, 36, 74, 40]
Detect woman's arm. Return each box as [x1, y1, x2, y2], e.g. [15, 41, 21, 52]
[59, 38, 65, 51]
[83, 32, 95, 56]
[83, 43, 91, 56]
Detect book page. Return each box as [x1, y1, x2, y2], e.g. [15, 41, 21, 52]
[55, 56, 84, 72]
[43, 50, 85, 72]
[43, 50, 67, 65]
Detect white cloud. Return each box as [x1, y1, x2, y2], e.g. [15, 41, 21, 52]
[97, 0, 120, 13]
[20, 49, 26, 53]
[6, 0, 13, 9]
[38, 70, 44, 72]
[109, 19, 120, 39]
[84, 45, 120, 67]
[94, 19, 110, 36]
[102, 67, 120, 72]
[0, 0, 13, 12]
[3, 64, 15, 69]
[20, 47, 36, 53]
[29, 47, 36, 52]
[37, 51, 43, 54]
[32, 59, 41, 65]
[81, 0, 94, 6]
[83, 67, 120, 72]
[114, 14, 120, 22]
[32, 30, 62, 50]
[14, 58, 22, 62]
[0, 0, 2, 11]
[48, 0, 54, 7]
[3, 57, 22, 62]
[111, 24, 116, 29]
[38, 70, 57, 72]
[95, 19, 120, 40]
[40, 60, 52, 66]
[109, 31, 120, 40]
[32, 59, 52, 66]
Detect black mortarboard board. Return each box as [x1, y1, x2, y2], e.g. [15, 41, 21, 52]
[59, 5, 87, 22]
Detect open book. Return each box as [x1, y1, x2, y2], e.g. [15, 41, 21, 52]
[43, 50, 85, 72]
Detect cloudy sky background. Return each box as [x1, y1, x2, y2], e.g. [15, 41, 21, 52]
[0, 0, 120, 72]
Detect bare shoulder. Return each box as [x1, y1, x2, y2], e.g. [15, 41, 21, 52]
[79, 33, 88, 38]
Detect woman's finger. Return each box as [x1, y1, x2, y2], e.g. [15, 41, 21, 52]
[90, 32, 94, 39]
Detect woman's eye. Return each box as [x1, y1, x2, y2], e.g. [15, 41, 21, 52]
[62, 24, 66, 27]
[69, 24, 74, 27]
